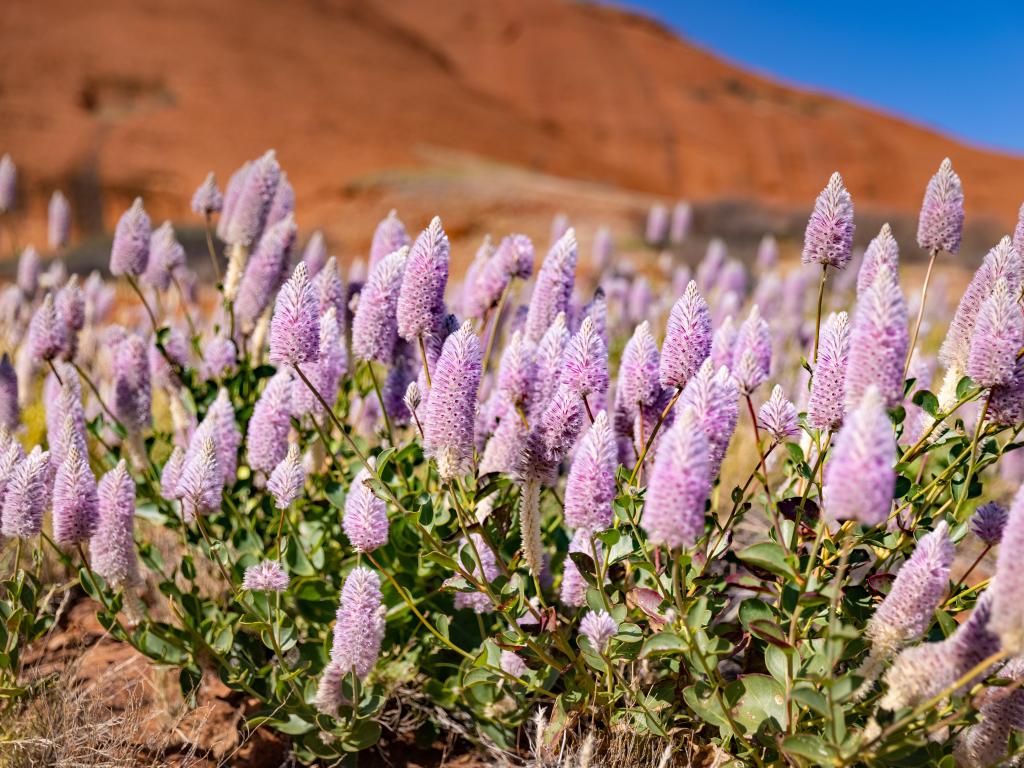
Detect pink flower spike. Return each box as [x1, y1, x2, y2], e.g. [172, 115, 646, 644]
[269, 263, 321, 366]
[916, 158, 964, 255]
[802, 172, 855, 269]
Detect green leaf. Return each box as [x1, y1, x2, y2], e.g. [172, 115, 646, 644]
[640, 632, 686, 658]
[912, 389, 939, 417]
[342, 719, 382, 751]
[956, 376, 975, 400]
[736, 542, 797, 580]
[781, 734, 838, 763]
[568, 551, 598, 587]
[729, 674, 786, 734]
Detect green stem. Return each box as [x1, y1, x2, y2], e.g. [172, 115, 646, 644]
[812, 264, 827, 363]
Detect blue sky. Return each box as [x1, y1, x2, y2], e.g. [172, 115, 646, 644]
[619, 1, 1024, 154]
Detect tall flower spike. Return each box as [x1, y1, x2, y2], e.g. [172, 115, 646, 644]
[453, 533, 500, 613]
[563, 411, 617, 531]
[824, 387, 895, 526]
[479, 412, 528, 476]
[756, 233, 778, 271]
[191, 172, 223, 216]
[316, 256, 347, 324]
[223, 149, 281, 247]
[954, 657, 1024, 768]
[731, 305, 771, 395]
[857, 224, 899, 295]
[618, 322, 661, 415]
[423, 321, 482, 481]
[242, 560, 289, 593]
[109, 198, 151, 277]
[397, 216, 450, 343]
[0, 154, 15, 212]
[16, 246, 40, 298]
[758, 385, 799, 442]
[561, 316, 608, 402]
[216, 161, 250, 241]
[808, 312, 851, 430]
[524, 229, 577, 343]
[330, 567, 386, 680]
[917, 158, 964, 254]
[143, 221, 186, 291]
[843, 265, 908, 411]
[234, 213, 298, 332]
[496, 330, 537, 410]
[866, 521, 952, 658]
[0, 447, 51, 539]
[52, 441, 99, 545]
[48, 191, 71, 250]
[369, 209, 410, 269]
[267, 443, 305, 509]
[679, 359, 739, 476]
[580, 610, 618, 655]
[269, 262, 321, 365]
[660, 281, 712, 390]
[642, 408, 711, 550]
[178, 435, 221, 523]
[518, 476, 544, 576]
[160, 446, 186, 501]
[971, 502, 1008, 547]
[112, 334, 152, 433]
[91, 460, 139, 588]
[0, 353, 18, 431]
[266, 172, 294, 227]
[967, 278, 1023, 388]
[710, 315, 737, 370]
[561, 529, 602, 607]
[991, 482, 1024, 653]
[302, 231, 328, 277]
[343, 463, 389, 553]
[522, 384, 583, 482]
[352, 246, 409, 364]
[206, 388, 241, 487]
[801, 171, 855, 269]
[532, 312, 570, 417]
[27, 293, 67, 363]
[246, 370, 293, 473]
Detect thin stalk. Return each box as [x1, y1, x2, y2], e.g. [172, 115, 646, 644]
[204, 213, 222, 282]
[627, 386, 683, 486]
[745, 393, 782, 542]
[170, 274, 201, 355]
[582, 394, 595, 424]
[417, 335, 432, 389]
[46, 359, 63, 386]
[812, 264, 828, 363]
[955, 393, 991, 518]
[905, 246, 938, 377]
[293, 363, 369, 467]
[951, 544, 991, 594]
[481, 280, 512, 380]
[366, 362, 396, 447]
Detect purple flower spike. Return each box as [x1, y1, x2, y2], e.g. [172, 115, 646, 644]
[0, 354, 18, 431]
[758, 385, 799, 442]
[824, 387, 895, 527]
[266, 172, 294, 228]
[524, 384, 584, 481]
[216, 162, 251, 241]
[679, 359, 739, 476]
[178, 435, 221, 522]
[206, 388, 241, 487]
[243, 560, 289, 593]
[561, 316, 609, 402]
[160, 446, 185, 501]
[991, 483, 1024, 653]
[424, 321, 482, 480]
[453, 533, 500, 613]
[109, 198, 151, 277]
[802, 172, 855, 269]
[967, 278, 1022, 388]
[48, 191, 71, 250]
[756, 234, 778, 272]
[661, 281, 712, 390]
[497, 331, 537, 410]
[302, 231, 328, 277]
[234, 213, 298, 332]
[532, 312, 570, 417]
[0, 447, 51, 539]
[246, 370, 293, 473]
[645, 204, 669, 246]
[143, 221, 186, 291]
[619, 322, 661, 414]
[191, 172, 223, 216]
[398, 216, 450, 343]
[27, 293, 67, 363]
[844, 265, 908, 411]
[867, 521, 952, 658]
[369, 209, 410, 270]
[267, 443, 305, 509]
[52, 442, 99, 546]
[642, 408, 710, 550]
[710, 315, 737, 371]
[524, 229, 578, 343]
[564, 411, 617, 531]
[580, 610, 618, 655]
[592, 227, 613, 274]
[479, 413, 528, 476]
[56, 274, 86, 336]
[954, 657, 1024, 768]
[0, 154, 15, 212]
[112, 334, 152, 433]
[316, 256, 347, 324]
[808, 312, 851, 430]
[731, 306, 771, 395]
[858, 223, 900, 295]
[917, 158, 964, 255]
[91, 460, 139, 588]
[201, 336, 237, 381]
[330, 567, 386, 680]
[561, 529, 601, 607]
[670, 202, 692, 245]
[697, 238, 726, 293]
[352, 246, 409, 364]
[971, 502, 1008, 546]
[343, 463, 390, 553]
[269, 262, 321, 366]
[16, 246, 40, 299]
[223, 149, 281, 247]
[1015, 202, 1024, 259]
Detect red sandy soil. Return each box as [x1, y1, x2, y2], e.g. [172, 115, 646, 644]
[1, 0, 1022, 253]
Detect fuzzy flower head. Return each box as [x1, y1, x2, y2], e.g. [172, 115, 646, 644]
[731, 305, 771, 395]
[758, 385, 799, 442]
[52, 441, 99, 546]
[48, 191, 71, 250]
[561, 316, 608, 401]
[424, 322, 483, 480]
[0, 354, 18, 431]
[242, 560, 289, 593]
[27, 293, 68, 363]
[369, 209, 410, 269]
[802, 172, 855, 269]
[352, 246, 409, 364]
[267, 443, 305, 509]
[191, 172, 223, 216]
[563, 411, 617, 531]
[967, 277, 1023, 388]
[0, 154, 14, 212]
[660, 281, 712, 390]
[17, 246, 40, 299]
[330, 567, 386, 680]
[112, 334, 152, 433]
[343, 463, 390, 553]
[143, 221, 186, 291]
[679, 359, 739, 476]
[269, 262, 321, 365]
[178, 435, 221, 522]
[246, 370, 293, 473]
[580, 610, 618, 655]
[160, 446, 186, 501]
[867, 522, 952, 657]
[302, 231, 328, 276]
[234, 213, 297, 332]
[0, 447, 51, 539]
[57, 275, 86, 335]
[109, 198, 151, 277]
[824, 387, 895, 526]
[397, 216, 450, 342]
[844, 265, 908, 411]
[991, 483, 1024, 653]
[522, 384, 584, 482]
[808, 312, 851, 431]
[532, 312, 570, 416]
[497, 330, 537, 409]
[858, 224, 900, 295]
[971, 502, 1009, 547]
[524, 229, 577, 343]
[223, 150, 281, 247]
[916, 158, 964, 254]
[91, 460, 139, 589]
[618, 321, 661, 414]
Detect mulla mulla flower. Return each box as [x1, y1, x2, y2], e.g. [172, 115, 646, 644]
[142, 221, 186, 292]
[234, 213, 297, 333]
[917, 157, 964, 254]
[343, 462, 389, 553]
[269, 262, 320, 366]
[561, 316, 608, 404]
[971, 502, 1009, 547]
[16, 246, 39, 299]
[660, 281, 712, 390]
[496, 330, 537, 412]
[109, 198, 151, 277]
[532, 312, 570, 418]
[267, 443, 305, 509]
[246, 370, 293, 473]
[242, 560, 289, 593]
[178, 435, 221, 523]
[857, 223, 899, 295]
[48, 190, 71, 250]
[758, 385, 799, 442]
[967, 278, 1023, 388]
[222, 149, 281, 248]
[524, 229, 577, 344]
[91, 460, 140, 589]
[0, 154, 15, 213]
[731, 305, 771, 395]
[580, 610, 618, 655]
[205, 388, 241, 487]
[824, 387, 895, 526]
[27, 293, 67, 363]
[679, 358, 739, 476]
[112, 333, 152, 433]
[0, 353, 18, 431]
[191, 172, 223, 216]
[301, 230, 327, 277]
[423, 321, 482, 481]
[330, 567, 386, 680]
[990, 482, 1024, 653]
[160, 446, 185, 501]
[352, 246, 409, 365]
[954, 657, 1024, 768]
[397, 216, 450, 344]
[52, 441, 99, 546]
[801, 171, 855, 269]
[618, 321, 661, 415]
[316, 256, 346, 323]
[266, 172, 294, 228]
[368, 209, 410, 269]
[0, 447, 51, 539]
[808, 311, 850, 430]
[843, 265, 908, 411]
[710, 315, 736, 370]
[563, 410, 616, 532]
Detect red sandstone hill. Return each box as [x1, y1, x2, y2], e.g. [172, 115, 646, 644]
[1, 0, 1021, 251]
